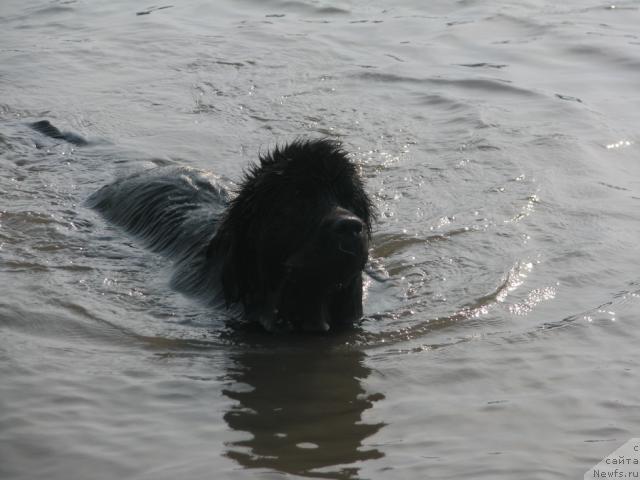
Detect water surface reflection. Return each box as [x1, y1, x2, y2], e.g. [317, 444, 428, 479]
[223, 346, 384, 479]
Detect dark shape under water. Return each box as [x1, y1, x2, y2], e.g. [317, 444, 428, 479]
[29, 120, 88, 147]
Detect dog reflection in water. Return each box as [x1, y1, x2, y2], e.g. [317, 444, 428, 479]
[223, 347, 384, 475]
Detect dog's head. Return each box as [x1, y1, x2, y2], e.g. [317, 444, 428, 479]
[211, 139, 374, 332]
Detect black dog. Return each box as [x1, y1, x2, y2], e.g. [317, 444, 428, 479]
[87, 139, 374, 332]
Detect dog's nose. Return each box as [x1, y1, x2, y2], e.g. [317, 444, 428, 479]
[333, 215, 364, 237]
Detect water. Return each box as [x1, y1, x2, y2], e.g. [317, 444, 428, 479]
[1, 0, 640, 478]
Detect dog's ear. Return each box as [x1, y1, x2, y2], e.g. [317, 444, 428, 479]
[207, 228, 242, 305]
[213, 164, 271, 309]
[221, 240, 240, 304]
[210, 211, 265, 308]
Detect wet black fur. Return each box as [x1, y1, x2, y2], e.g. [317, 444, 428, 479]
[87, 139, 374, 332]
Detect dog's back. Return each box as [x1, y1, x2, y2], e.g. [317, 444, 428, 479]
[87, 166, 231, 300]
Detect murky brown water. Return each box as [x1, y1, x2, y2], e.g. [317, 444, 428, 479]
[2, 0, 640, 478]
